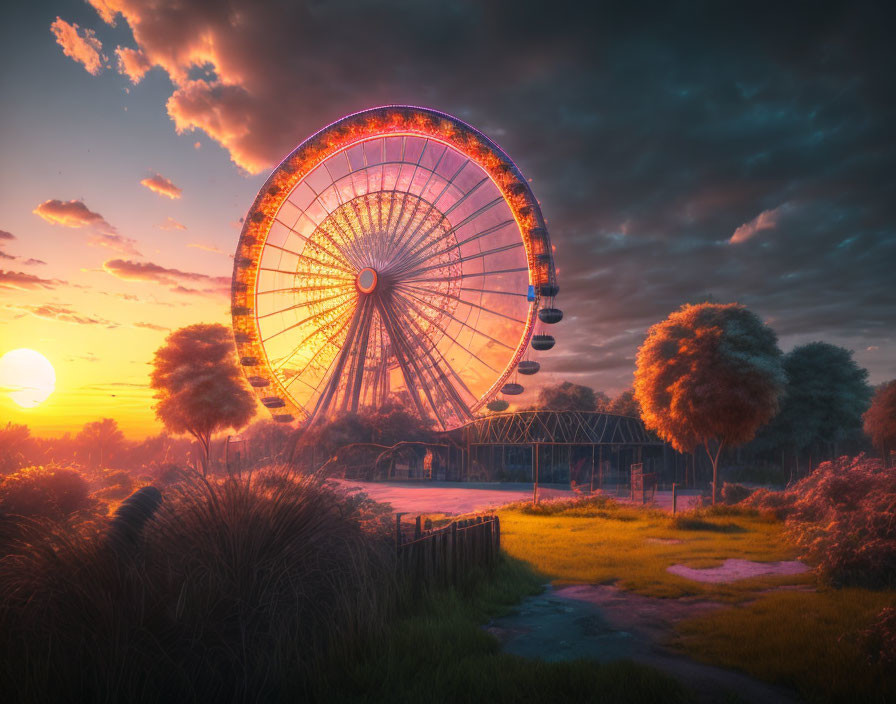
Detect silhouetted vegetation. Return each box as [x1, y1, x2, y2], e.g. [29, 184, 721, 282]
[0, 469, 397, 703]
[744, 454, 895, 588]
[864, 380, 896, 467]
[634, 302, 786, 503]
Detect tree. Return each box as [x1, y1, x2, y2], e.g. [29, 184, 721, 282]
[76, 418, 126, 468]
[150, 324, 256, 474]
[753, 342, 871, 468]
[604, 388, 641, 419]
[864, 380, 896, 467]
[0, 423, 37, 475]
[634, 303, 785, 503]
[535, 381, 601, 412]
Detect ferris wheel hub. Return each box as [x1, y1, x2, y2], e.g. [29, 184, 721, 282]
[356, 267, 378, 294]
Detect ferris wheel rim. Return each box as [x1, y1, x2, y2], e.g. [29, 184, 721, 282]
[232, 105, 557, 429]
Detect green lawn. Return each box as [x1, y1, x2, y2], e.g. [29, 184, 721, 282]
[316, 557, 692, 703]
[497, 500, 807, 601]
[490, 498, 896, 704]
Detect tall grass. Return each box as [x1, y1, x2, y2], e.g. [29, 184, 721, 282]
[0, 467, 396, 703]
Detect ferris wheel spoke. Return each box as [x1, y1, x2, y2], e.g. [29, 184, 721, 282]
[389, 293, 477, 416]
[393, 171, 489, 265]
[404, 266, 529, 284]
[307, 298, 368, 424]
[256, 288, 354, 321]
[342, 297, 376, 413]
[382, 143, 446, 261]
[270, 217, 353, 268]
[305, 178, 369, 268]
[393, 217, 514, 276]
[372, 296, 434, 424]
[278, 304, 357, 386]
[400, 240, 524, 280]
[402, 219, 514, 266]
[261, 296, 356, 344]
[389, 290, 500, 373]
[391, 196, 505, 275]
[261, 243, 354, 278]
[399, 288, 516, 352]
[396, 282, 527, 324]
[458, 286, 528, 298]
[386, 160, 470, 265]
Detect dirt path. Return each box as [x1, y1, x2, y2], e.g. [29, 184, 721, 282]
[487, 584, 802, 704]
[333, 479, 704, 515]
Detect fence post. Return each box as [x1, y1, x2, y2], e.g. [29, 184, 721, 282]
[451, 521, 458, 585]
[415, 515, 422, 540]
[672, 483, 677, 515]
[395, 513, 403, 552]
[495, 515, 501, 554]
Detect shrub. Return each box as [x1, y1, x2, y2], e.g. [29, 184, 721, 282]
[0, 468, 397, 703]
[669, 515, 746, 533]
[505, 493, 624, 517]
[0, 465, 92, 520]
[721, 482, 754, 505]
[745, 454, 896, 587]
[862, 607, 896, 667]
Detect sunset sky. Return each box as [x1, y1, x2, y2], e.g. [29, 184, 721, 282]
[1, 1, 893, 437]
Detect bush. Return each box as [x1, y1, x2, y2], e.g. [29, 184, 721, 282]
[744, 454, 896, 587]
[504, 494, 624, 517]
[721, 482, 754, 505]
[862, 607, 896, 667]
[0, 468, 397, 703]
[669, 515, 746, 533]
[0, 465, 92, 520]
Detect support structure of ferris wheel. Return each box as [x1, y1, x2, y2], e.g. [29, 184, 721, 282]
[231, 106, 561, 430]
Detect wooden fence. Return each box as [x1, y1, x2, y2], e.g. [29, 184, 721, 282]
[396, 514, 500, 588]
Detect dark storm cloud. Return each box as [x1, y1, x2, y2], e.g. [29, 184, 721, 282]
[69, 0, 896, 388]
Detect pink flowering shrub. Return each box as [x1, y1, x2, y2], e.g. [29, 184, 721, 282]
[0, 465, 93, 520]
[744, 454, 896, 587]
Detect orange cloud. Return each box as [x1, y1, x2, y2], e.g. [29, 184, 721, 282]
[133, 321, 170, 331]
[50, 18, 106, 76]
[34, 199, 110, 229]
[116, 46, 152, 83]
[188, 242, 232, 257]
[0, 271, 63, 291]
[140, 173, 182, 199]
[730, 206, 785, 244]
[6, 302, 116, 327]
[102, 258, 229, 296]
[156, 217, 186, 230]
[33, 199, 141, 255]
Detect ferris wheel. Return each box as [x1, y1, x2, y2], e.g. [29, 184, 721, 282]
[231, 106, 560, 430]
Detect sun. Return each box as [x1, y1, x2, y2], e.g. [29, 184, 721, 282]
[0, 348, 56, 409]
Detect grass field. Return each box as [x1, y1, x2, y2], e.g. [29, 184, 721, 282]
[319, 557, 693, 704]
[497, 499, 808, 601]
[487, 496, 896, 704]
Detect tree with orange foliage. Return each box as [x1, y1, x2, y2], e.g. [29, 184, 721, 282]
[150, 324, 256, 474]
[634, 303, 785, 503]
[864, 380, 896, 467]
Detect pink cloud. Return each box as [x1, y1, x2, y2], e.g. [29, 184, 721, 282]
[85, 1, 316, 173]
[133, 321, 169, 331]
[0, 270, 64, 291]
[102, 258, 229, 297]
[50, 18, 106, 76]
[116, 46, 153, 83]
[34, 199, 111, 229]
[140, 173, 182, 199]
[33, 199, 141, 255]
[729, 205, 785, 244]
[156, 217, 187, 231]
[7, 302, 116, 327]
